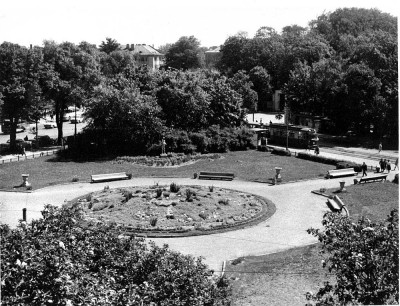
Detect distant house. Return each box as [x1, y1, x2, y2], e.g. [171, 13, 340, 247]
[123, 44, 164, 70]
[205, 46, 222, 68]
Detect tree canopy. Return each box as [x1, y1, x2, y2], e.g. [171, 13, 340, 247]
[165, 36, 202, 70]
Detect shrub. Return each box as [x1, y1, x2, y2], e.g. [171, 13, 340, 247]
[150, 216, 158, 226]
[170, 182, 180, 193]
[72, 176, 79, 182]
[104, 185, 110, 191]
[122, 189, 133, 202]
[0, 205, 231, 305]
[209, 185, 214, 192]
[156, 188, 163, 198]
[127, 173, 133, 179]
[336, 161, 362, 172]
[271, 148, 291, 156]
[296, 152, 340, 165]
[85, 193, 92, 202]
[199, 212, 208, 220]
[307, 210, 399, 305]
[185, 188, 196, 201]
[218, 198, 230, 205]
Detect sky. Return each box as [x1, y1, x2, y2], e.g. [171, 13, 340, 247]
[0, 0, 398, 49]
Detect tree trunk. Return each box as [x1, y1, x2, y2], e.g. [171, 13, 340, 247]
[9, 118, 18, 153]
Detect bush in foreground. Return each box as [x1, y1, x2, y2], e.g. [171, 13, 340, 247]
[1, 205, 231, 305]
[306, 210, 399, 305]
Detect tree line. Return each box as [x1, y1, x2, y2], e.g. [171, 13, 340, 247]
[0, 7, 397, 154]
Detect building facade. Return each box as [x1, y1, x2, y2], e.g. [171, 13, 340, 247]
[123, 44, 164, 70]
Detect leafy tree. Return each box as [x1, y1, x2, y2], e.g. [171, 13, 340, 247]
[0, 42, 45, 152]
[1, 205, 231, 305]
[217, 35, 249, 73]
[100, 49, 136, 76]
[165, 36, 201, 70]
[307, 210, 398, 305]
[228, 70, 258, 113]
[99, 37, 121, 54]
[85, 76, 164, 155]
[42, 41, 101, 144]
[254, 26, 278, 38]
[248, 66, 272, 112]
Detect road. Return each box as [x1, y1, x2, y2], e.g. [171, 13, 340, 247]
[0, 118, 86, 144]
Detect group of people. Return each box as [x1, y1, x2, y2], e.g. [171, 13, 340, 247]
[379, 158, 398, 173]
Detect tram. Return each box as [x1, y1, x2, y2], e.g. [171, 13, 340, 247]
[268, 123, 319, 149]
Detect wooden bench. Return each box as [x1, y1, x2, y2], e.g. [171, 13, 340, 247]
[198, 172, 235, 181]
[358, 174, 387, 184]
[327, 168, 358, 179]
[91, 172, 129, 183]
[326, 195, 349, 216]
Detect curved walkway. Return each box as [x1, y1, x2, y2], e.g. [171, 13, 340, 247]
[3, 170, 396, 271]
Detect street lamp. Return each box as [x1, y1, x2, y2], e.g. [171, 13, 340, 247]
[284, 104, 289, 150]
[74, 104, 77, 143]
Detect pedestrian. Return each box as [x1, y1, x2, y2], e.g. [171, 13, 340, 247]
[386, 160, 391, 173]
[379, 158, 384, 172]
[394, 158, 399, 170]
[382, 159, 387, 173]
[378, 142, 382, 153]
[24, 135, 28, 141]
[314, 145, 320, 156]
[362, 162, 368, 177]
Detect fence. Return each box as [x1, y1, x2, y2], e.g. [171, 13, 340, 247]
[0, 149, 61, 164]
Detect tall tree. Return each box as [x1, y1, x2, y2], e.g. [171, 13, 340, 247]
[0, 43, 44, 152]
[99, 37, 120, 54]
[42, 41, 101, 144]
[165, 36, 201, 70]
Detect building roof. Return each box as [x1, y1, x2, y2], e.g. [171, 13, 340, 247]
[205, 46, 221, 53]
[122, 44, 164, 56]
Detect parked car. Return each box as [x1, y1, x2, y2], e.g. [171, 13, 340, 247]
[44, 122, 57, 129]
[5, 138, 32, 150]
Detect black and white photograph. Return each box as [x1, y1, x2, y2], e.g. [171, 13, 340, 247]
[0, 0, 398, 304]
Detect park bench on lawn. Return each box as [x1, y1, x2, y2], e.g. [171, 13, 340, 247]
[91, 172, 129, 183]
[327, 168, 358, 179]
[198, 171, 235, 181]
[326, 195, 349, 216]
[357, 173, 387, 184]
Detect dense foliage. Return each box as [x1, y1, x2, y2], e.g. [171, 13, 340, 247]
[306, 210, 399, 305]
[1, 205, 231, 305]
[218, 8, 397, 141]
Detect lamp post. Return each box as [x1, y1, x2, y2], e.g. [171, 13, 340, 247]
[284, 104, 289, 150]
[74, 104, 77, 143]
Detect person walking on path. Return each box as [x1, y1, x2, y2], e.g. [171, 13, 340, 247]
[378, 142, 382, 153]
[362, 162, 368, 177]
[386, 161, 391, 173]
[382, 159, 387, 173]
[314, 145, 320, 156]
[394, 158, 399, 170]
[379, 159, 384, 172]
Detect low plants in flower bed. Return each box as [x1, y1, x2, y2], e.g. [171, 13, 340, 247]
[296, 152, 342, 165]
[271, 148, 291, 156]
[113, 153, 222, 167]
[68, 184, 268, 235]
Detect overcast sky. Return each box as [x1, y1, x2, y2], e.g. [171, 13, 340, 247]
[1, 0, 398, 49]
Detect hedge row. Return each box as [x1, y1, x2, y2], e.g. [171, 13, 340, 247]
[147, 125, 255, 156]
[296, 152, 362, 171]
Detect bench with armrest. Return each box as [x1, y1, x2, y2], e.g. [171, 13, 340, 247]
[91, 172, 129, 183]
[327, 168, 358, 179]
[326, 195, 349, 216]
[358, 174, 387, 184]
[198, 172, 235, 181]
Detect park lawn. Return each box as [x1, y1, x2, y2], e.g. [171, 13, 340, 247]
[225, 180, 399, 305]
[0, 150, 331, 190]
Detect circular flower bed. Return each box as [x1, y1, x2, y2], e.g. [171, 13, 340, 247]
[70, 183, 270, 237]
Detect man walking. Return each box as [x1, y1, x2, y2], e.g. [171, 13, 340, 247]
[378, 142, 382, 153]
[362, 162, 368, 177]
[394, 158, 398, 170]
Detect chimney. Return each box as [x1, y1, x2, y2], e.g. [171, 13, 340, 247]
[126, 44, 129, 50]
[131, 44, 135, 50]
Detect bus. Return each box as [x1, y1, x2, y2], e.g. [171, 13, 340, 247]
[268, 123, 318, 149]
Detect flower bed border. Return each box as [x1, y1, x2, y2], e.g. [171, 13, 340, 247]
[68, 185, 276, 238]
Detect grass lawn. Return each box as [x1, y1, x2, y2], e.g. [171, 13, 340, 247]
[225, 180, 399, 305]
[0, 150, 332, 190]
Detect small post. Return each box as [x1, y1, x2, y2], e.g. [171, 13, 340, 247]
[22, 208, 26, 221]
[339, 181, 346, 192]
[275, 167, 282, 184]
